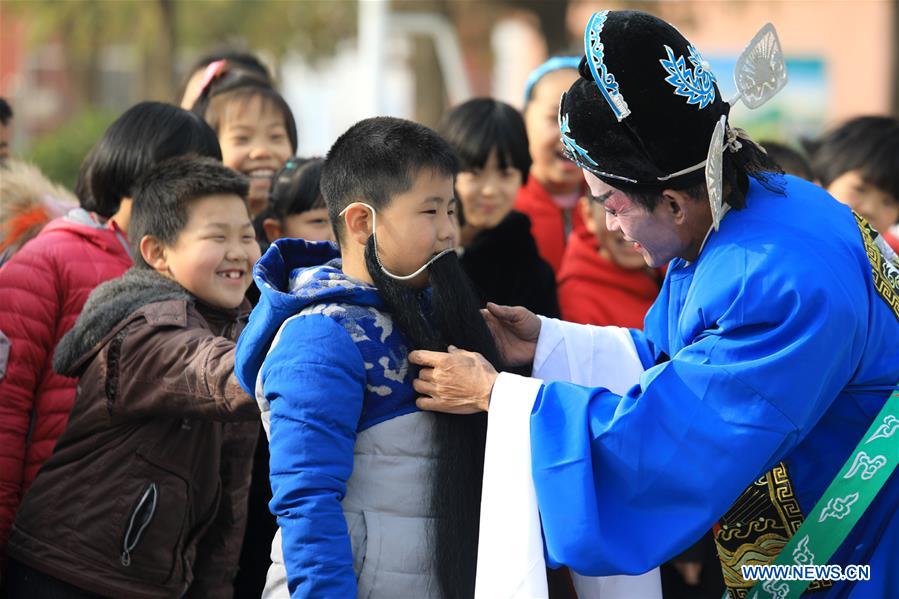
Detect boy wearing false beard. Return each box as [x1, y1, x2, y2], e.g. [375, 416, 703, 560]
[234, 116, 503, 599]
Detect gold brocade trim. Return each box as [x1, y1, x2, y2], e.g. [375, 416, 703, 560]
[714, 463, 832, 599]
[855, 211, 899, 320]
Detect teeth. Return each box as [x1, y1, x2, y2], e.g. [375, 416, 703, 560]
[249, 169, 274, 179]
[218, 271, 242, 279]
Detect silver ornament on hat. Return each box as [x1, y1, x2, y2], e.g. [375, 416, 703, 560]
[731, 23, 788, 109]
[706, 22, 788, 230]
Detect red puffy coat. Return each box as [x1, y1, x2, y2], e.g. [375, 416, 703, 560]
[557, 230, 661, 329]
[514, 175, 586, 273]
[0, 210, 131, 557]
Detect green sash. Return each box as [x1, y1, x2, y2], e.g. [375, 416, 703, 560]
[731, 387, 899, 599]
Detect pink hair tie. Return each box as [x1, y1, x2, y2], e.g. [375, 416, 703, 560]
[197, 59, 227, 97]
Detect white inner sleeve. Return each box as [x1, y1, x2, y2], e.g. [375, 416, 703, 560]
[533, 316, 644, 391]
[475, 372, 547, 599]
[476, 317, 661, 599]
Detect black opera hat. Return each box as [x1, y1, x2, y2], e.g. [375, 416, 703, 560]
[560, 10, 729, 190]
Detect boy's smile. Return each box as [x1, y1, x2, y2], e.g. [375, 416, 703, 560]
[159, 194, 261, 308]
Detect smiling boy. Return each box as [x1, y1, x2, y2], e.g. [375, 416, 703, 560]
[5, 156, 262, 598]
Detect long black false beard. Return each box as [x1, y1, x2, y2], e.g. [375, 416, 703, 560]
[365, 236, 503, 599]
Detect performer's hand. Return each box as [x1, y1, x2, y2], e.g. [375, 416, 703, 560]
[481, 302, 540, 367]
[410, 346, 497, 413]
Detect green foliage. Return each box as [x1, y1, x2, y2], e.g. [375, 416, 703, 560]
[176, 0, 357, 63]
[25, 109, 117, 191]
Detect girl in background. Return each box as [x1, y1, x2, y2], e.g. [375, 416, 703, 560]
[438, 97, 559, 318]
[191, 62, 297, 221]
[515, 57, 587, 272]
[260, 157, 333, 244]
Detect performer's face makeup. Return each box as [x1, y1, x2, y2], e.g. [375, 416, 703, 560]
[580, 195, 648, 270]
[583, 170, 685, 268]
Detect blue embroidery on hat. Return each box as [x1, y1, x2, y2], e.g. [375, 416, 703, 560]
[584, 11, 631, 121]
[560, 113, 598, 167]
[660, 44, 717, 109]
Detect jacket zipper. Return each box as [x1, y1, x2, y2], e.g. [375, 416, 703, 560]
[121, 482, 158, 566]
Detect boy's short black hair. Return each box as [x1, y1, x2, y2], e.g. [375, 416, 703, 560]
[74, 102, 222, 219]
[321, 116, 458, 243]
[270, 157, 326, 220]
[129, 156, 249, 268]
[438, 98, 531, 177]
[807, 116, 899, 203]
[759, 141, 813, 181]
[0, 98, 12, 125]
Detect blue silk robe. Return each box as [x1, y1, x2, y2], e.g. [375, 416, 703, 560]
[530, 175, 899, 597]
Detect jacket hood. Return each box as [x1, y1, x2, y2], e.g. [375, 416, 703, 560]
[235, 238, 384, 394]
[40, 208, 132, 256]
[53, 267, 192, 377]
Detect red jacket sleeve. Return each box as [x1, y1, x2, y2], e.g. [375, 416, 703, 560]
[0, 243, 62, 556]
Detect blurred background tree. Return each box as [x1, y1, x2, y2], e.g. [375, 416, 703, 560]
[27, 109, 117, 188]
[5, 0, 355, 104]
[3, 0, 355, 187]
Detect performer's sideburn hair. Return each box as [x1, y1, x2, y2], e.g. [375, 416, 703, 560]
[365, 238, 503, 599]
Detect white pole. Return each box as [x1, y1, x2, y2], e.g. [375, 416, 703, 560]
[390, 13, 472, 107]
[358, 0, 390, 117]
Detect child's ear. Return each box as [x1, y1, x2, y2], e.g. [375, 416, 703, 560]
[343, 204, 373, 246]
[262, 218, 282, 243]
[579, 196, 598, 235]
[139, 235, 170, 274]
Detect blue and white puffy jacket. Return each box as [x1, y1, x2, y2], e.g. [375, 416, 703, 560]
[235, 239, 440, 598]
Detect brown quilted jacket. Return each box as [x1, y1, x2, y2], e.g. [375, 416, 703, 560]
[7, 268, 259, 598]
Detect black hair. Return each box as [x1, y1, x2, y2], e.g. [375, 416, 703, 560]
[438, 98, 531, 176]
[129, 155, 249, 268]
[179, 50, 272, 100]
[269, 157, 326, 219]
[0, 98, 12, 125]
[73, 102, 222, 219]
[321, 116, 458, 242]
[759, 141, 813, 181]
[806, 116, 899, 202]
[191, 68, 298, 153]
[619, 134, 783, 213]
